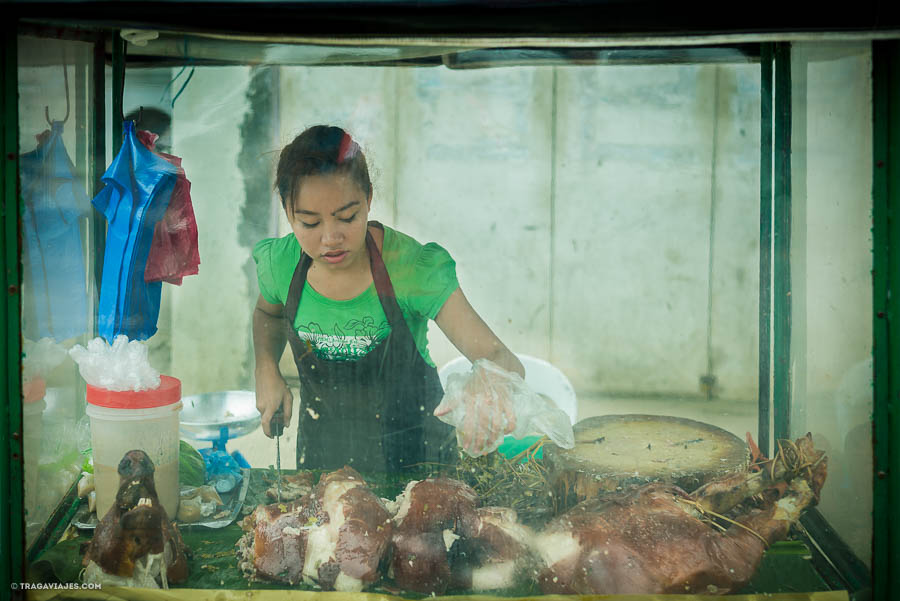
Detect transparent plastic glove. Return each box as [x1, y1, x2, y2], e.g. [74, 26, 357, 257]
[434, 358, 575, 457]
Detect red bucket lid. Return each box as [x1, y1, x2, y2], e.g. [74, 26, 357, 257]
[87, 375, 181, 409]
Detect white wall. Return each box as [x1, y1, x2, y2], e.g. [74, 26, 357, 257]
[399, 66, 555, 370]
[167, 67, 254, 395]
[553, 64, 760, 398]
[154, 50, 871, 413]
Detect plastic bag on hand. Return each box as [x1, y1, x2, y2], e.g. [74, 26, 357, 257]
[435, 358, 575, 457]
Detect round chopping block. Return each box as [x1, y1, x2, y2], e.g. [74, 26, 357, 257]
[544, 414, 749, 509]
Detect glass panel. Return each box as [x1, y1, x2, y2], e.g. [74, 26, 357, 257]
[148, 59, 763, 595]
[17, 35, 96, 548]
[790, 41, 874, 566]
[142, 59, 762, 467]
[32, 36, 855, 595]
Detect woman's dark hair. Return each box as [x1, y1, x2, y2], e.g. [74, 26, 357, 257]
[275, 125, 372, 214]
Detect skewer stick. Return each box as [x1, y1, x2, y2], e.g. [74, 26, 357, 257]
[675, 497, 770, 547]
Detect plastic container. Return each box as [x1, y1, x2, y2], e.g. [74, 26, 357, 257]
[86, 375, 182, 519]
[23, 377, 46, 512]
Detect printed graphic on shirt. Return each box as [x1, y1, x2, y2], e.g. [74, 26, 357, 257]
[296, 316, 391, 361]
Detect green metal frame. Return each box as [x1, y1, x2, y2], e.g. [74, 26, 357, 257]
[758, 43, 774, 456]
[90, 36, 106, 332]
[2, 22, 24, 599]
[111, 33, 125, 156]
[1, 19, 898, 601]
[772, 42, 792, 444]
[872, 39, 900, 601]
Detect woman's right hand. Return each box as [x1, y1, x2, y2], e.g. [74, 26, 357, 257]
[256, 366, 293, 438]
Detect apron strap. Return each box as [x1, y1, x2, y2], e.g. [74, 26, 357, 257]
[366, 222, 415, 342]
[284, 251, 312, 331]
[282, 221, 415, 344]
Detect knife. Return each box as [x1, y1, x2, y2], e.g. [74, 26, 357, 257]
[271, 407, 284, 503]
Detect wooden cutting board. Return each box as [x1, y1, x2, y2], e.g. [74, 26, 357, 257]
[544, 414, 749, 509]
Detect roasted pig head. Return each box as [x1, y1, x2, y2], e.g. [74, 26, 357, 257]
[82, 450, 189, 589]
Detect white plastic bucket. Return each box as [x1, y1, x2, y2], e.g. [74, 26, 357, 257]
[85, 375, 182, 520]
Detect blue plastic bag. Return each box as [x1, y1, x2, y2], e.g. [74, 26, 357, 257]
[198, 448, 244, 493]
[92, 121, 177, 341]
[20, 121, 89, 341]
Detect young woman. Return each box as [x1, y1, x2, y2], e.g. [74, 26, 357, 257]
[253, 124, 524, 472]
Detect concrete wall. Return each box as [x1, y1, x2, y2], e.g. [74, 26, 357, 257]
[147, 58, 773, 401]
[552, 64, 761, 398]
[401, 66, 556, 372]
[233, 61, 763, 402]
[94, 48, 872, 439]
[166, 67, 255, 395]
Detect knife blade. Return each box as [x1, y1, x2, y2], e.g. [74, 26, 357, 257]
[271, 407, 284, 503]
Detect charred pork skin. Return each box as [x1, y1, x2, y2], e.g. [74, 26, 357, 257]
[387, 478, 538, 594]
[534, 434, 827, 595]
[237, 466, 393, 592]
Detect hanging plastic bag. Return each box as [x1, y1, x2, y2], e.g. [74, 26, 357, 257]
[137, 129, 200, 285]
[435, 358, 575, 457]
[20, 122, 90, 341]
[92, 121, 177, 341]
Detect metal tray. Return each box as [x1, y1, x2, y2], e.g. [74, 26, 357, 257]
[72, 468, 250, 530]
[180, 390, 261, 442]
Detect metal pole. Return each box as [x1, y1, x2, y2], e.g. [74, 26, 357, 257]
[772, 42, 792, 443]
[1, 21, 24, 598]
[111, 32, 124, 155]
[90, 36, 106, 338]
[872, 38, 900, 601]
[758, 43, 773, 456]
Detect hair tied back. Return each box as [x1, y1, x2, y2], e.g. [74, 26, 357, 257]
[337, 132, 360, 165]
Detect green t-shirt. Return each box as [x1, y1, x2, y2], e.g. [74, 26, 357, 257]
[252, 226, 458, 367]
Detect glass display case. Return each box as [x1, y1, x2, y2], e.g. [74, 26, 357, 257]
[3, 5, 898, 601]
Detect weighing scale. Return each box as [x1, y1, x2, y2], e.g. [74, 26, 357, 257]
[180, 390, 261, 468]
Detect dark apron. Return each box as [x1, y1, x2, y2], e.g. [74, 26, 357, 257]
[284, 222, 457, 473]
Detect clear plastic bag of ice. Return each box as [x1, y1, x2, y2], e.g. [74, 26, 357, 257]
[68, 335, 160, 391]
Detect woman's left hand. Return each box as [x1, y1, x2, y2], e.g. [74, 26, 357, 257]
[434, 360, 518, 456]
